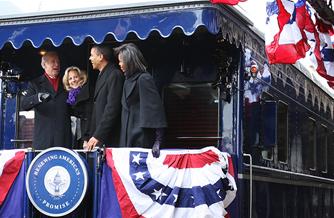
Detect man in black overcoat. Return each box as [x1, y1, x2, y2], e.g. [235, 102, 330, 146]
[86, 45, 124, 150]
[21, 51, 72, 150]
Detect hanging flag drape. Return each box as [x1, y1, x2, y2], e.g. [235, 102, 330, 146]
[0, 149, 25, 205]
[316, 16, 334, 79]
[300, 3, 334, 87]
[98, 147, 237, 218]
[265, 0, 310, 64]
[265, 0, 334, 88]
[300, 3, 327, 76]
[0, 149, 25, 218]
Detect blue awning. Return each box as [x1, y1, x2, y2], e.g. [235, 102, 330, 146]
[0, 7, 222, 49]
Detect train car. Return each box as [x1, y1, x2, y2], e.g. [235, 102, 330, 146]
[0, 0, 333, 217]
[242, 47, 334, 217]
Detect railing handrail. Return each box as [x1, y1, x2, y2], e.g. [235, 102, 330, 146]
[243, 153, 252, 218]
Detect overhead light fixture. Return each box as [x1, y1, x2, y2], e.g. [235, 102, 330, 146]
[39, 49, 47, 56]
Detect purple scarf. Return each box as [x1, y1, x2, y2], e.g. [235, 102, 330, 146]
[66, 87, 81, 105]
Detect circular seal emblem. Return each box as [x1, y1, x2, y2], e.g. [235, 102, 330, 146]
[26, 147, 88, 217]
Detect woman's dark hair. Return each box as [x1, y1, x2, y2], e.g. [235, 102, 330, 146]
[114, 43, 147, 76]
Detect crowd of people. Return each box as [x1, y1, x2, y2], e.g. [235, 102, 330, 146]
[21, 43, 166, 157]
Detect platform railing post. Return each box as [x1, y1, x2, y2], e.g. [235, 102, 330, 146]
[92, 148, 103, 218]
[24, 148, 34, 218]
[243, 153, 253, 218]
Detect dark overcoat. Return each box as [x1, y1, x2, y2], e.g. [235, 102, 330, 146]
[70, 82, 93, 145]
[120, 72, 167, 148]
[21, 74, 72, 150]
[90, 63, 124, 146]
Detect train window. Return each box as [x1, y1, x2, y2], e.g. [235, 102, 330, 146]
[328, 131, 334, 175]
[163, 83, 219, 149]
[318, 124, 328, 173]
[277, 101, 288, 163]
[302, 117, 316, 171]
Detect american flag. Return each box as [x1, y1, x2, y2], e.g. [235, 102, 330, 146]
[244, 49, 271, 103]
[98, 147, 237, 218]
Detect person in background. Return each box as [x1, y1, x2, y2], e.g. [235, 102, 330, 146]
[21, 51, 72, 150]
[114, 43, 167, 157]
[63, 66, 93, 149]
[86, 45, 124, 150]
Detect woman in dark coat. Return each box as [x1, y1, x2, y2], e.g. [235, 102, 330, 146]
[63, 66, 93, 149]
[115, 43, 167, 157]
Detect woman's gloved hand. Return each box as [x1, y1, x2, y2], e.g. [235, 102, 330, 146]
[152, 128, 164, 158]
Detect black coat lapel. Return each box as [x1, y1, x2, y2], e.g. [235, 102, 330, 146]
[76, 83, 90, 104]
[125, 73, 141, 99]
[38, 75, 56, 95]
[94, 74, 105, 99]
[94, 64, 114, 99]
[56, 79, 65, 96]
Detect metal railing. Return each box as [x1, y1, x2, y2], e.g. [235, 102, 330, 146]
[243, 153, 253, 218]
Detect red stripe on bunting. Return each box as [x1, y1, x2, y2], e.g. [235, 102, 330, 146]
[227, 155, 235, 178]
[163, 150, 219, 169]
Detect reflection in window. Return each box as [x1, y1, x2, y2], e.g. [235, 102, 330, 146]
[328, 131, 334, 175]
[318, 125, 328, 173]
[277, 101, 288, 163]
[260, 100, 277, 161]
[17, 110, 34, 148]
[261, 100, 277, 148]
[221, 101, 233, 153]
[163, 83, 218, 149]
[244, 91, 277, 161]
[302, 118, 316, 171]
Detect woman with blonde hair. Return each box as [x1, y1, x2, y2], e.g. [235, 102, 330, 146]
[63, 66, 87, 91]
[63, 66, 93, 149]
